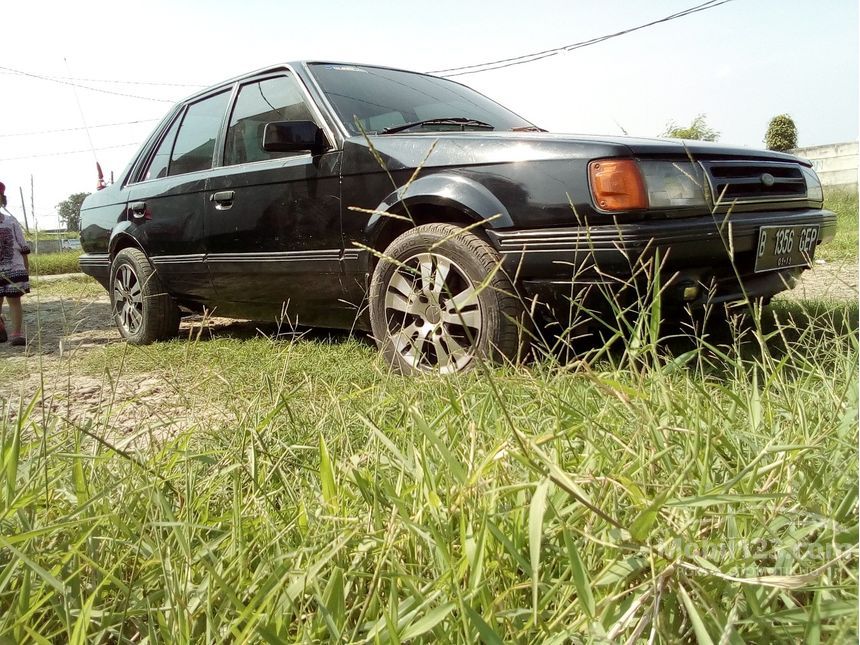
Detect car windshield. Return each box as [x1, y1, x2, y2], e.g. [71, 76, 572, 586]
[308, 64, 535, 135]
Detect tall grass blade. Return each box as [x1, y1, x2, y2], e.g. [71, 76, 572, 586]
[804, 589, 821, 645]
[411, 407, 466, 484]
[529, 477, 550, 622]
[562, 530, 595, 618]
[678, 582, 714, 645]
[400, 602, 456, 640]
[319, 433, 337, 511]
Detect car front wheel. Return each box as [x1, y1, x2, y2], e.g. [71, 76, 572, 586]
[109, 248, 180, 344]
[369, 223, 527, 375]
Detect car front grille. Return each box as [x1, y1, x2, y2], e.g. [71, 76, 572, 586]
[700, 160, 807, 206]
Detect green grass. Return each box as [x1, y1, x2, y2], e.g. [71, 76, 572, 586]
[1, 296, 856, 642]
[30, 274, 104, 299]
[28, 251, 82, 276]
[25, 231, 80, 240]
[820, 189, 859, 262]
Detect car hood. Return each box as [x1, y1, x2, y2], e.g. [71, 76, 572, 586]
[343, 130, 808, 175]
[540, 133, 806, 162]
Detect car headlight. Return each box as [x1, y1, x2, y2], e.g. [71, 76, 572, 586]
[639, 160, 707, 208]
[589, 159, 707, 212]
[800, 166, 824, 203]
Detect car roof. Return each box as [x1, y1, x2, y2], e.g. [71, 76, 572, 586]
[179, 61, 432, 105]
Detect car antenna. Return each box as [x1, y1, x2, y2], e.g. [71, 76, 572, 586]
[64, 57, 106, 190]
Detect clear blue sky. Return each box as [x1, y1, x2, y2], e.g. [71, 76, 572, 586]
[1, 0, 857, 228]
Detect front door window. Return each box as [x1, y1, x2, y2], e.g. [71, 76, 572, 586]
[224, 75, 316, 166]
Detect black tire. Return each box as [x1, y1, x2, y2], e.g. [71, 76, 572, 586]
[369, 223, 527, 375]
[109, 248, 180, 344]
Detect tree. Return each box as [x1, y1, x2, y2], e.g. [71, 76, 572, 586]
[56, 192, 90, 232]
[764, 114, 798, 152]
[661, 114, 720, 142]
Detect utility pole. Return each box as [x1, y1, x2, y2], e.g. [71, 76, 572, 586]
[18, 186, 30, 233]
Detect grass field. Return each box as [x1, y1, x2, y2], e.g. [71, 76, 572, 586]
[0, 276, 856, 642]
[25, 232, 80, 240]
[820, 189, 859, 262]
[27, 251, 82, 277]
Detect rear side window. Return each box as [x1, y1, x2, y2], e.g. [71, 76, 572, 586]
[144, 115, 182, 181]
[169, 91, 231, 176]
[224, 75, 315, 166]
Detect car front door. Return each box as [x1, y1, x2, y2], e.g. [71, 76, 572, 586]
[203, 73, 346, 327]
[126, 90, 232, 305]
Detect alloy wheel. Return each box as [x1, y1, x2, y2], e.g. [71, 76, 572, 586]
[383, 252, 482, 373]
[113, 264, 144, 336]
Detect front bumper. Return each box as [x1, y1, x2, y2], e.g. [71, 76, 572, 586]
[487, 208, 836, 307]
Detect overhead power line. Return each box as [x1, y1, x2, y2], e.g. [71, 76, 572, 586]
[427, 0, 735, 77]
[0, 118, 159, 138]
[0, 142, 141, 162]
[0, 65, 176, 103]
[1, 72, 206, 88]
[1, 0, 735, 139]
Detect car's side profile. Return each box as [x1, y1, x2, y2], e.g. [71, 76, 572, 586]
[79, 61, 836, 374]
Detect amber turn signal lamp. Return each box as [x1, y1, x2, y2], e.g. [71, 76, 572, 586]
[588, 159, 648, 211]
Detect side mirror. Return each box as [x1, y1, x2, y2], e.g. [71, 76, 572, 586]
[262, 121, 327, 155]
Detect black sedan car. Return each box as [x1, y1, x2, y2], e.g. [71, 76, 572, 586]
[79, 62, 835, 374]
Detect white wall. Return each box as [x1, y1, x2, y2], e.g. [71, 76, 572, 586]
[792, 141, 858, 192]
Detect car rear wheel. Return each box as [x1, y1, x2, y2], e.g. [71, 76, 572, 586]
[369, 223, 527, 375]
[109, 248, 180, 344]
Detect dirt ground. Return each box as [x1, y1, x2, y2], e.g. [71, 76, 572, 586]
[785, 260, 859, 302]
[0, 288, 259, 360]
[0, 286, 258, 445]
[1, 263, 856, 444]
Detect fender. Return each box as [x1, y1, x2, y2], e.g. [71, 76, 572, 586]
[365, 172, 514, 240]
[108, 221, 147, 258]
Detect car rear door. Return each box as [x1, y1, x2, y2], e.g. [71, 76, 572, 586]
[126, 90, 232, 305]
[203, 72, 347, 327]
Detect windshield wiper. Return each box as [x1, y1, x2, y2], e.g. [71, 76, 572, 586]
[382, 117, 495, 134]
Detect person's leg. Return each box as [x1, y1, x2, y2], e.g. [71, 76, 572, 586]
[0, 296, 5, 342]
[7, 297, 23, 344]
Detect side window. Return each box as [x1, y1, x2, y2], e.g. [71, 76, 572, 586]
[143, 114, 182, 181]
[224, 75, 316, 166]
[169, 91, 231, 176]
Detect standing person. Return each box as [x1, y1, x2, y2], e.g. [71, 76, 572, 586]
[0, 182, 30, 346]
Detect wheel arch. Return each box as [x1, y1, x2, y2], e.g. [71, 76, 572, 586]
[366, 172, 512, 262]
[108, 229, 147, 260]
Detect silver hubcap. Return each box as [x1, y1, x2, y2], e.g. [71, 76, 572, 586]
[113, 265, 143, 335]
[384, 253, 482, 373]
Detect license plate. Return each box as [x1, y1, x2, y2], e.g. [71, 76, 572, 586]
[754, 224, 819, 272]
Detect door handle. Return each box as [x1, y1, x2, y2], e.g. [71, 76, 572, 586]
[129, 201, 147, 219]
[210, 191, 235, 210]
